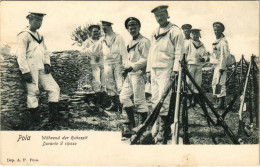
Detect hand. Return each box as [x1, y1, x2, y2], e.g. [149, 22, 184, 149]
[199, 58, 205, 62]
[146, 72, 151, 83]
[22, 72, 32, 83]
[171, 71, 178, 80]
[95, 56, 100, 62]
[44, 64, 51, 74]
[219, 69, 225, 75]
[122, 67, 133, 78]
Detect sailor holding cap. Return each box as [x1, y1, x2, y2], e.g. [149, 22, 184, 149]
[120, 17, 150, 131]
[84, 21, 127, 112]
[82, 24, 105, 108]
[146, 5, 184, 144]
[16, 12, 60, 124]
[210, 22, 229, 109]
[185, 29, 209, 107]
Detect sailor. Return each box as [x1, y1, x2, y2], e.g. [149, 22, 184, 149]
[16, 12, 60, 123]
[120, 17, 150, 131]
[181, 24, 192, 54]
[84, 21, 127, 112]
[210, 22, 229, 109]
[146, 5, 184, 144]
[185, 29, 209, 107]
[82, 25, 105, 108]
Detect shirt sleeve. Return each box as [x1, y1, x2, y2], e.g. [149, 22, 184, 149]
[201, 45, 209, 60]
[184, 40, 190, 58]
[131, 39, 150, 71]
[146, 35, 154, 73]
[172, 29, 185, 71]
[219, 40, 228, 69]
[16, 33, 30, 74]
[43, 37, 51, 65]
[116, 35, 127, 66]
[81, 40, 102, 58]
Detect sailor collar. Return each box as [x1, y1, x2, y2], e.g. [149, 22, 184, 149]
[127, 34, 143, 53]
[212, 36, 226, 45]
[191, 40, 204, 49]
[19, 28, 43, 44]
[103, 33, 118, 48]
[154, 22, 174, 40]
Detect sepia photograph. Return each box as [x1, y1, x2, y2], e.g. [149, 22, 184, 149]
[0, 0, 259, 166]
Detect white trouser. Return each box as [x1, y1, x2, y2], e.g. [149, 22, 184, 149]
[26, 69, 60, 108]
[91, 64, 106, 92]
[212, 65, 227, 97]
[186, 64, 202, 94]
[151, 68, 172, 116]
[120, 72, 148, 113]
[104, 63, 123, 96]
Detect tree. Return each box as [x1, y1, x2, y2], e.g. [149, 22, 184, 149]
[71, 23, 101, 47]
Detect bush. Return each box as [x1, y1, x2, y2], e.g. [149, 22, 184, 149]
[71, 23, 101, 47]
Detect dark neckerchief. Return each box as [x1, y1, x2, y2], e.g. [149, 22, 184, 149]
[192, 40, 203, 49]
[25, 31, 43, 44]
[127, 42, 139, 53]
[154, 23, 175, 40]
[154, 30, 170, 40]
[212, 36, 225, 45]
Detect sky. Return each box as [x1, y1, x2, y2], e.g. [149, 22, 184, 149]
[0, 1, 259, 60]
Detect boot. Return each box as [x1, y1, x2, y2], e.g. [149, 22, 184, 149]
[192, 94, 198, 107]
[95, 92, 101, 105]
[132, 112, 148, 132]
[49, 102, 59, 122]
[140, 112, 148, 124]
[123, 106, 135, 127]
[88, 94, 96, 109]
[214, 97, 219, 108]
[216, 96, 225, 109]
[95, 92, 104, 111]
[115, 95, 123, 113]
[187, 94, 193, 108]
[122, 107, 136, 138]
[105, 96, 118, 111]
[100, 91, 107, 108]
[29, 107, 40, 124]
[155, 116, 167, 144]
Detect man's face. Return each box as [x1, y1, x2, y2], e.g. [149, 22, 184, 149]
[191, 32, 200, 41]
[102, 25, 111, 34]
[29, 16, 43, 30]
[183, 29, 191, 39]
[154, 11, 168, 26]
[91, 28, 100, 39]
[213, 26, 222, 38]
[127, 24, 140, 38]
